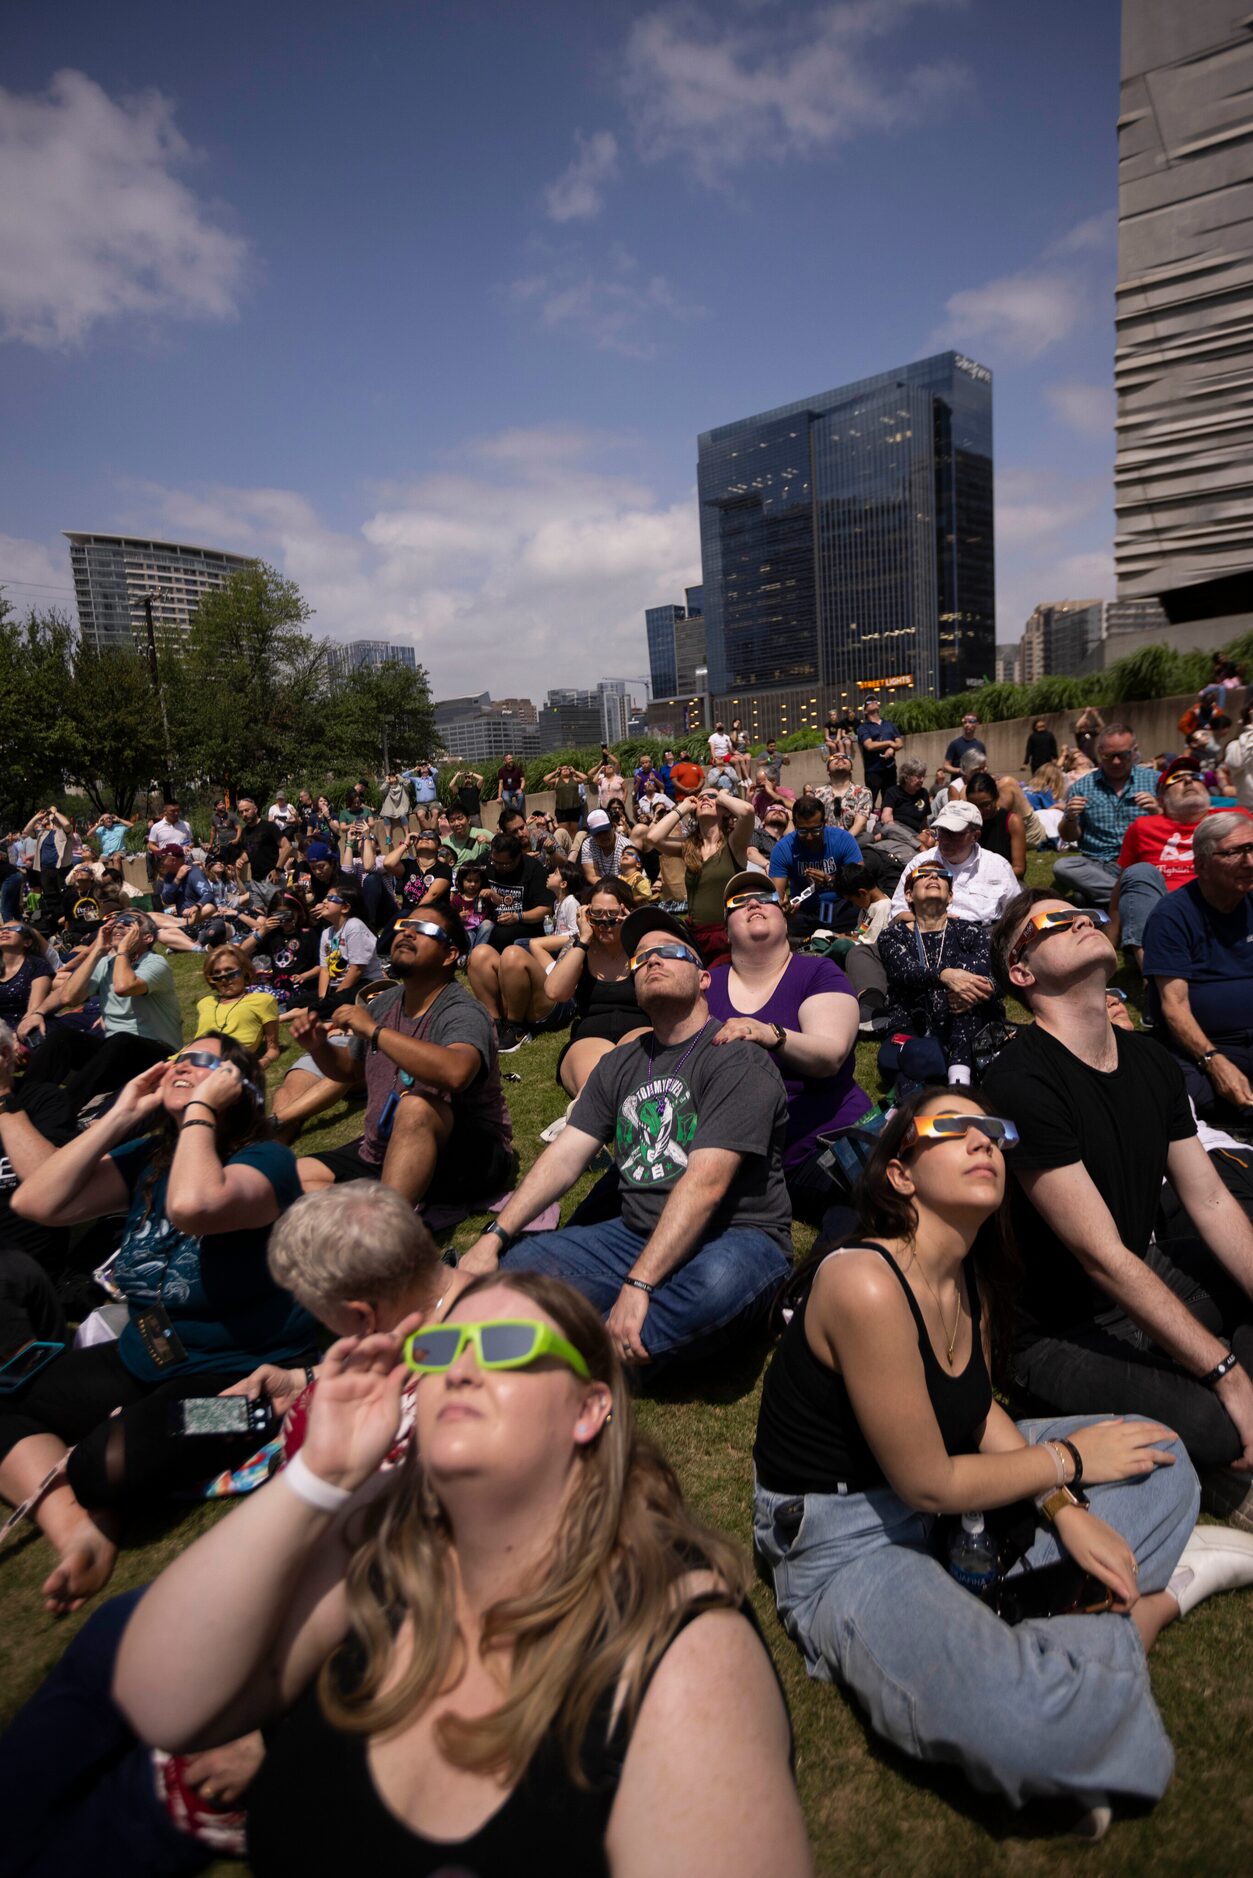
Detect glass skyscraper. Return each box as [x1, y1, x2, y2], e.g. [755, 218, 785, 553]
[696, 352, 994, 704]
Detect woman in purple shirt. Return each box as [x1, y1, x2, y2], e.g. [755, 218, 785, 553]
[707, 871, 869, 1224]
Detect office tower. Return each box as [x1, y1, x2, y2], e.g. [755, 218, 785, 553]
[646, 592, 707, 702]
[65, 531, 255, 651]
[1019, 600, 1105, 683]
[994, 643, 1021, 685]
[327, 639, 418, 678]
[1117, 3, 1253, 623]
[696, 351, 994, 709]
[598, 679, 630, 745]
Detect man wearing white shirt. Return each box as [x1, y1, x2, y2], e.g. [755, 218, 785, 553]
[145, 802, 193, 881]
[267, 790, 298, 828]
[889, 800, 1019, 923]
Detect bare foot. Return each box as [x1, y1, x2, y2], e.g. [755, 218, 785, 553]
[42, 1514, 119, 1615]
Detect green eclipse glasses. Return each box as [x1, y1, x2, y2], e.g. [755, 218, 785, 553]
[629, 942, 701, 974]
[402, 1318, 590, 1379]
[906, 1113, 1019, 1149]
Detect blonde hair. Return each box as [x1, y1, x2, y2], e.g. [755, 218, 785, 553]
[1029, 762, 1065, 797]
[202, 943, 254, 989]
[320, 1271, 749, 1784]
[267, 1182, 443, 1313]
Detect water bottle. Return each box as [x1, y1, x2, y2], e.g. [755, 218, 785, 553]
[949, 1511, 998, 1599]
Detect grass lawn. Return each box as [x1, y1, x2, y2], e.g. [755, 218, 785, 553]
[3, 854, 1253, 1875]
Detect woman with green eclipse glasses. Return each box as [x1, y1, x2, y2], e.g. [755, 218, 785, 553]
[117, 1270, 810, 1876]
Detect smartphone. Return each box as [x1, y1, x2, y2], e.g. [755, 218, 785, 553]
[0, 1340, 64, 1394]
[169, 1394, 273, 1438]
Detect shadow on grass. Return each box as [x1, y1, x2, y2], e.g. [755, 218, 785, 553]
[635, 1323, 775, 1408]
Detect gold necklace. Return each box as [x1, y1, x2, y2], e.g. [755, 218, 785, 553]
[910, 1251, 961, 1366]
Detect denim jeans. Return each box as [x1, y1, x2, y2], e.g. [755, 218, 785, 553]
[500, 788, 526, 814]
[1116, 860, 1169, 947]
[1051, 853, 1121, 907]
[754, 1416, 1199, 1809]
[0, 1587, 212, 1877]
[0, 869, 23, 923]
[505, 1216, 790, 1360]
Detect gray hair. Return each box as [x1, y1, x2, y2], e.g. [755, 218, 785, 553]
[898, 755, 927, 783]
[1095, 721, 1135, 752]
[1193, 813, 1250, 866]
[959, 749, 987, 777]
[267, 1181, 444, 1315]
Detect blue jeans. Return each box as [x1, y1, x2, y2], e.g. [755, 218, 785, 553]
[754, 1416, 1198, 1809]
[0, 1587, 211, 1876]
[1052, 853, 1120, 907]
[500, 788, 526, 814]
[1116, 860, 1169, 948]
[505, 1216, 790, 1360]
[1, 869, 23, 923]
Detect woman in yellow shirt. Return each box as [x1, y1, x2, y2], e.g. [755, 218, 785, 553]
[194, 945, 280, 1069]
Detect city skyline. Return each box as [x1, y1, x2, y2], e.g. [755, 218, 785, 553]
[3, 3, 1121, 697]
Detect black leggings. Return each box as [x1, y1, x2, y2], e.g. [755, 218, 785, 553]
[22, 1027, 170, 1111]
[0, 1342, 274, 1510]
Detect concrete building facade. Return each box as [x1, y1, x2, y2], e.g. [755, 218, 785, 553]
[65, 531, 255, 651]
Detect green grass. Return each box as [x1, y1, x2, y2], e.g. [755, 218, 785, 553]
[4, 870, 1253, 1875]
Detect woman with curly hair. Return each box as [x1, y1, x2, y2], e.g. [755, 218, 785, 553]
[2, 1037, 311, 1613]
[194, 943, 281, 1068]
[115, 1271, 810, 1876]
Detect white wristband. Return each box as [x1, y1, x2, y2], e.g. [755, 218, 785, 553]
[281, 1448, 352, 1513]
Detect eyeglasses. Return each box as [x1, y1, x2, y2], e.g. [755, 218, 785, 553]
[1009, 907, 1109, 964]
[906, 1114, 1019, 1149]
[1212, 842, 1253, 863]
[725, 889, 781, 911]
[402, 1318, 589, 1380]
[170, 1050, 223, 1071]
[394, 918, 448, 942]
[629, 942, 701, 973]
[588, 911, 627, 925]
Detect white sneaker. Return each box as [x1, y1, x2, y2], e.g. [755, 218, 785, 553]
[1067, 1795, 1112, 1843]
[1170, 1523, 1253, 1618]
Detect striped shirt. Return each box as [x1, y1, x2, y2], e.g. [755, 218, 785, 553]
[1065, 764, 1159, 861]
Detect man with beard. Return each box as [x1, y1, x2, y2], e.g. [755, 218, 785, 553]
[293, 902, 514, 1209]
[458, 907, 793, 1364]
[464, 830, 555, 1049]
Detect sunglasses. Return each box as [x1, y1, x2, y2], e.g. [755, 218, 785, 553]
[725, 889, 781, 911]
[629, 942, 701, 973]
[323, 894, 346, 906]
[208, 968, 245, 983]
[906, 1114, 1019, 1149]
[588, 911, 627, 925]
[393, 918, 448, 943]
[1009, 907, 1109, 964]
[402, 1318, 589, 1379]
[170, 1050, 224, 1071]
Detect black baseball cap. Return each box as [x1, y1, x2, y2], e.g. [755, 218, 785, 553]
[620, 905, 695, 957]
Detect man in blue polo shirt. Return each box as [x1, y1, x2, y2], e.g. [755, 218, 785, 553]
[768, 793, 860, 935]
[1144, 810, 1253, 1121]
[1053, 721, 1159, 907]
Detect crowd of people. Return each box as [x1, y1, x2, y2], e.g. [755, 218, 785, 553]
[4, 689, 1253, 1871]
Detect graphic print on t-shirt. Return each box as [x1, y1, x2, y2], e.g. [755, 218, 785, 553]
[616, 1075, 698, 1184]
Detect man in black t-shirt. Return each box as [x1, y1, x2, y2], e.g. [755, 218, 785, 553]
[464, 831, 555, 1045]
[236, 797, 287, 881]
[854, 696, 903, 807]
[983, 886, 1253, 1497]
[458, 907, 792, 1363]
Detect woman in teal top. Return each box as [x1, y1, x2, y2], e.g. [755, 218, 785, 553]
[0, 1033, 313, 1615]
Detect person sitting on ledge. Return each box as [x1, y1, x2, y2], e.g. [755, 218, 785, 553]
[458, 907, 794, 1366]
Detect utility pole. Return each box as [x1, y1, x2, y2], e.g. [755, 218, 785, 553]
[143, 591, 174, 801]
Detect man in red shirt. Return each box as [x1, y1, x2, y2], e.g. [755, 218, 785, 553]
[1111, 757, 1251, 966]
[667, 750, 705, 799]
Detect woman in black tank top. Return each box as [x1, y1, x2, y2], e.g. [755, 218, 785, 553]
[967, 771, 1026, 878]
[753, 1089, 1209, 1829]
[115, 1270, 809, 1875]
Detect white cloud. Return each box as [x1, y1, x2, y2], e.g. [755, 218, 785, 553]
[0, 68, 249, 349]
[620, 0, 969, 183]
[0, 533, 74, 608]
[1047, 381, 1115, 440]
[994, 469, 1113, 634]
[544, 129, 620, 222]
[932, 269, 1087, 362]
[128, 428, 700, 697]
[506, 248, 704, 358]
[930, 210, 1114, 363]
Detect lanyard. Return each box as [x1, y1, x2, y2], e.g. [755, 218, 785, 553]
[914, 919, 947, 975]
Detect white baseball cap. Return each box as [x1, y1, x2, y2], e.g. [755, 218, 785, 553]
[931, 800, 982, 834]
[586, 809, 612, 831]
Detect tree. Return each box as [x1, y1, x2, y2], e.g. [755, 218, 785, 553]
[325, 660, 436, 775]
[165, 563, 329, 797]
[64, 643, 168, 814]
[0, 600, 80, 826]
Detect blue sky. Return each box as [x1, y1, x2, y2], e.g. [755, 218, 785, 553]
[1, 0, 1120, 700]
